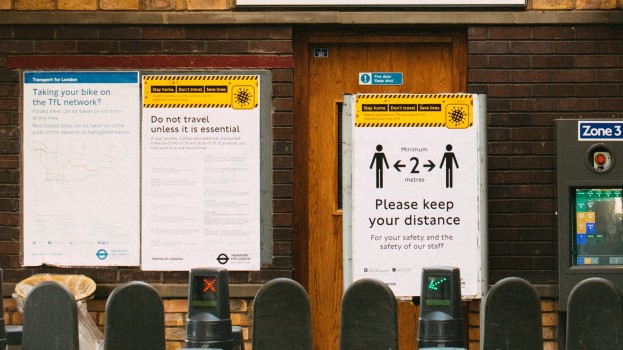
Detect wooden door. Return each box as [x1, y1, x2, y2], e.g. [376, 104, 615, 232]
[294, 29, 466, 350]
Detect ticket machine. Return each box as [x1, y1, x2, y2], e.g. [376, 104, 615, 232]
[557, 119, 623, 311]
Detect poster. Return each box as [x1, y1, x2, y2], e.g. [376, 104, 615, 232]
[23, 71, 140, 266]
[345, 94, 487, 298]
[141, 74, 261, 271]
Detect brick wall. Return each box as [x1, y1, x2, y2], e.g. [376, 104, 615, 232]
[468, 25, 623, 285]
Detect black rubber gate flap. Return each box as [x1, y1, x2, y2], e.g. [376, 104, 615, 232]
[22, 281, 79, 350]
[483, 277, 543, 350]
[252, 278, 312, 350]
[340, 278, 398, 350]
[104, 281, 165, 350]
[567, 277, 623, 350]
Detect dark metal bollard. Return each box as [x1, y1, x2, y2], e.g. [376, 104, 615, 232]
[482, 277, 543, 350]
[340, 278, 398, 350]
[104, 281, 165, 350]
[567, 277, 623, 350]
[252, 278, 312, 350]
[22, 281, 79, 350]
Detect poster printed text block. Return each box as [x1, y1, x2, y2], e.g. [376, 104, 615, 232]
[23, 71, 140, 266]
[141, 74, 261, 271]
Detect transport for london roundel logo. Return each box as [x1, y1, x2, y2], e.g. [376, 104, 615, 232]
[232, 85, 256, 110]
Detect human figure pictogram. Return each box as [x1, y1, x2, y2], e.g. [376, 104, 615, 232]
[370, 144, 389, 189]
[440, 144, 459, 188]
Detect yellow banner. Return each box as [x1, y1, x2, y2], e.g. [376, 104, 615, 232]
[355, 94, 473, 129]
[143, 75, 258, 109]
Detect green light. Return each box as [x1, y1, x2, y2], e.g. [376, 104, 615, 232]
[428, 277, 447, 291]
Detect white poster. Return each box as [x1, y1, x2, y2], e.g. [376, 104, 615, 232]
[141, 74, 261, 271]
[346, 94, 487, 298]
[23, 71, 140, 266]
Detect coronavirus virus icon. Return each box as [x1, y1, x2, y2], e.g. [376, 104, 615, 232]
[232, 85, 255, 109]
[449, 107, 466, 126]
[445, 104, 469, 129]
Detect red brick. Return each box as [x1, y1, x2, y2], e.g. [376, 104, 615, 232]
[488, 27, 532, 40]
[272, 112, 293, 127]
[162, 41, 204, 53]
[273, 184, 292, 198]
[0, 156, 19, 169]
[57, 26, 99, 39]
[531, 56, 574, 68]
[273, 98, 293, 112]
[13, 27, 53, 40]
[532, 84, 575, 97]
[0, 199, 19, 211]
[249, 40, 293, 54]
[598, 98, 623, 110]
[34, 40, 77, 53]
[467, 55, 488, 68]
[510, 70, 553, 83]
[551, 69, 596, 82]
[119, 40, 162, 53]
[488, 84, 532, 97]
[271, 69, 293, 82]
[273, 83, 293, 97]
[511, 99, 555, 112]
[273, 199, 293, 213]
[552, 41, 597, 54]
[0, 40, 34, 53]
[467, 27, 488, 40]
[142, 27, 185, 40]
[0, 241, 20, 254]
[99, 27, 142, 40]
[468, 69, 510, 83]
[554, 98, 596, 111]
[510, 41, 552, 54]
[468, 41, 510, 55]
[273, 227, 292, 241]
[77, 40, 119, 54]
[0, 226, 20, 241]
[273, 141, 293, 155]
[533, 27, 576, 40]
[273, 241, 292, 255]
[272, 169, 293, 184]
[185, 27, 228, 40]
[597, 69, 623, 82]
[575, 55, 619, 68]
[273, 155, 293, 169]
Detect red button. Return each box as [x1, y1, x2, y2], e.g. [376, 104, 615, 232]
[595, 153, 607, 165]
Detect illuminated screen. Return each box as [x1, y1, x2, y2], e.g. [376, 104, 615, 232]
[425, 275, 451, 307]
[574, 188, 623, 266]
[192, 275, 218, 309]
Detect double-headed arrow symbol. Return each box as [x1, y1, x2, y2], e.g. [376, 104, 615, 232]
[393, 159, 436, 172]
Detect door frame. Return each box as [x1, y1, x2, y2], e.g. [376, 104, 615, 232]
[293, 26, 467, 288]
[292, 27, 468, 348]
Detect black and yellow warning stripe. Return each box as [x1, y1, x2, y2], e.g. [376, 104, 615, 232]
[143, 75, 258, 81]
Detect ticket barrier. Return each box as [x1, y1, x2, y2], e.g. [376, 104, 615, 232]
[417, 267, 465, 350]
[182, 268, 243, 350]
